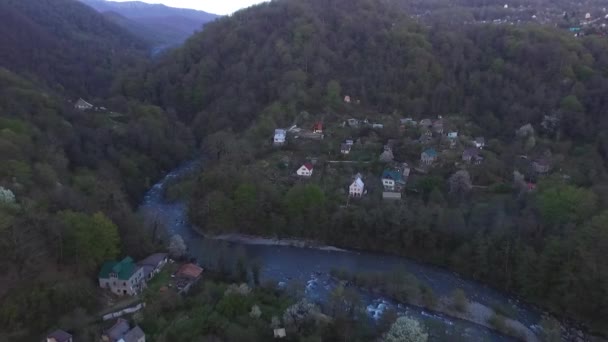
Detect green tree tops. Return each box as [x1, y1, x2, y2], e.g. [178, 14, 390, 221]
[538, 183, 597, 227]
[60, 211, 120, 271]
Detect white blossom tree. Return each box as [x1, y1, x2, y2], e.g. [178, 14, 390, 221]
[383, 316, 428, 342]
[0, 186, 15, 204]
[168, 234, 187, 258]
[379, 150, 394, 163]
[283, 299, 321, 333]
[250, 305, 262, 318]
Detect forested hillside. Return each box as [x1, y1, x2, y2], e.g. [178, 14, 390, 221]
[0, 0, 147, 97]
[0, 0, 195, 339]
[125, 0, 608, 334]
[0, 68, 194, 340]
[129, 0, 608, 145]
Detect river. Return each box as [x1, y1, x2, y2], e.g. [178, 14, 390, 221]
[140, 161, 549, 341]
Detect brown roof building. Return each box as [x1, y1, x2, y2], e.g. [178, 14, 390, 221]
[176, 263, 203, 280]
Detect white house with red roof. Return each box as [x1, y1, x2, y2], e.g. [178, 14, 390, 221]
[296, 163, 314, 177]
[313, 122, 323, 134]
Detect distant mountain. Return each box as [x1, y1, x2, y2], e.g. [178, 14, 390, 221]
[0, 0, 147, 97]
[80, 0, 219, 47]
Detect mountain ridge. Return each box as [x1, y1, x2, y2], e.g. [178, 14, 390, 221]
[0, 0, 148, 97]
[80, 0, 219, 46]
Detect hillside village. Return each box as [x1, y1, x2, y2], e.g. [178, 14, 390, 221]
[267, 95, 552, 207]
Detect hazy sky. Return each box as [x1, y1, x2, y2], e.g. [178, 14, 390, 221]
[112, 0, 268, 15]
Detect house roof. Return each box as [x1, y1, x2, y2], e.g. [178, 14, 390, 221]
[341, 143, 351, 151]
[423, 148, 438, 157]
[475, 137, 485, 143]
[99, 257, 138, 280]
[382, 170, 404, 183]
[275, 129, 286, 135]
[121, 326, 145, 342]
[75, 98, 92, 107]
[138, 253, 167, 267]
[382, 192, 402, 200]
[47, 329, 72, 342]
[352, 177, 364, 188]
[274, 328, 287, 338]
[313, 122, 323, 130]
[140, 265, 155, 279]
[105, 319, 130, 342]
[301, 163, 314, 171]
[176, 263, 203, 279]
[463, 148, 479, 158]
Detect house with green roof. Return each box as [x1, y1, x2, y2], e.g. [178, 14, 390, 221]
[381, 170, 406, 192]
[98, 257, 145, 296]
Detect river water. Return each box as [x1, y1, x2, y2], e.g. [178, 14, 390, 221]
[140, 161, 547, 341]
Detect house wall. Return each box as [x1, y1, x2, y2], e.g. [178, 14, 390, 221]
[382, 179, 395, 190]
[148, 259, 167, 279]
[297, 168, 312, 176]
[421, 155, 435, 164]
[100, 268, 145, 296]
[349, 185, 363, 197]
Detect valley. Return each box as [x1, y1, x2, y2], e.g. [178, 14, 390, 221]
[1, 0, 608, 341]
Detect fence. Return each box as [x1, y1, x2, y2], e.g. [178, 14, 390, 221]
[102, 302, 146, 321]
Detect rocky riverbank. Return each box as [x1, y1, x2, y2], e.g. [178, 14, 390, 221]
[209, 233, 348, 252]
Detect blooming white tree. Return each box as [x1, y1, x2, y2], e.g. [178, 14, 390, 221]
[168, 234, 187, 258]
[379, 150, 394, 163]
[0, 187, 16, 204]
[283, 299, 321, 332]
[250, 305, 262, 318]
[383, 316, 428, 342]
[225, 283, 251, 296]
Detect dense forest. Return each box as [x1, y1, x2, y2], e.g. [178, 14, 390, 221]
[122, 0, 608, 335]
[0, 0, 148, 97]
[0, 0, 195, 340]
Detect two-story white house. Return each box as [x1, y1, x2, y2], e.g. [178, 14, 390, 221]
[274, 129, 286, 145]
[296, 163, 314, 177]
[381, 170, 406, 192]
[349, 176, 365, 197]
[99, 257, 145, 296]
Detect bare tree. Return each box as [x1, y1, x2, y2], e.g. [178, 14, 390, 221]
[449, 170, 472, 196]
